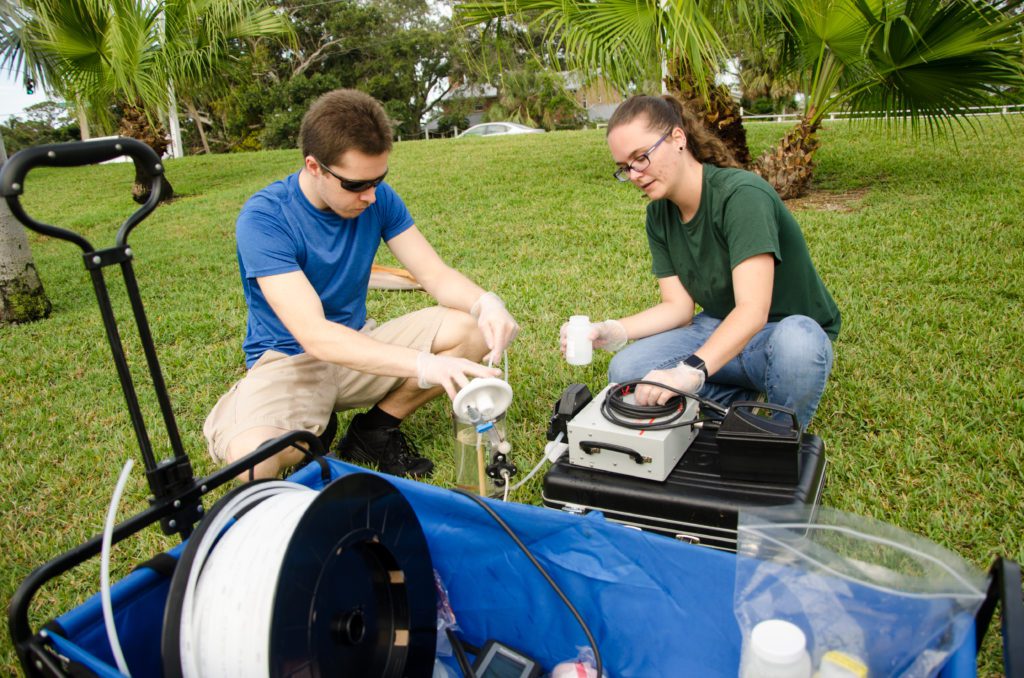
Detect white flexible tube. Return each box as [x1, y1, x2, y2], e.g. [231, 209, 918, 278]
[507, 456, 546, 495]
[485, 350, 510, 383]
[101, 458, 135, 677]
[507, 432, 565, 494]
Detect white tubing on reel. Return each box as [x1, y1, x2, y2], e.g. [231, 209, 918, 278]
[177, 481, 317, 678]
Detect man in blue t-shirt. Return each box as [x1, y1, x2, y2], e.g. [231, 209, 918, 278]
[203, 89, 519, 479]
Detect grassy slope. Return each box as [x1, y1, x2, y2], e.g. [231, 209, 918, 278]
[1, 117, 1021, 674]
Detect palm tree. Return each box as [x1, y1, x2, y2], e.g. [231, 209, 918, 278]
[0, 0, 51, 325]
[456, 0, 755, 165]
[488, 66, 587, 130]
[8, 0, 293, 199]
[753, 0, 1024, 198]
[0, 117, 52, 325]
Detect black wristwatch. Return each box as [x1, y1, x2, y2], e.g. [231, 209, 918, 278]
[682, 353, 708, 378]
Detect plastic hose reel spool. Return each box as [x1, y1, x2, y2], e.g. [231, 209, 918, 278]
[161, 473, 437, 678]
[452, 377, 513, 423]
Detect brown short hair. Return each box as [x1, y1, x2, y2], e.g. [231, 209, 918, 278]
[299, 89, 393, 165]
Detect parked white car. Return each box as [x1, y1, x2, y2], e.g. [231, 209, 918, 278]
[458, 122, 545, 137]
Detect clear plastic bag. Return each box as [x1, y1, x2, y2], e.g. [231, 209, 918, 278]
[735, 506, 987, 678]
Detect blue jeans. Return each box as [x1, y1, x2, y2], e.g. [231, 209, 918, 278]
[608, 314, 834, 429]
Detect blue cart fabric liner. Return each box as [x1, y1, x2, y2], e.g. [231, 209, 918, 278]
[45, 458, 979, 678]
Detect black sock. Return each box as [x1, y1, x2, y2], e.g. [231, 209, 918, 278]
[361, 405, 402, 429]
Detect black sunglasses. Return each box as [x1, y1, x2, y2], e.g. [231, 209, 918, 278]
[315, 158, 388, 192]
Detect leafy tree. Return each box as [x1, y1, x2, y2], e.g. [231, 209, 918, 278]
[0, 100, 79, 153]
[212, 0, 460, 147]
[161, 0, 295, 156]
[486, 66, 586, 130]
[734, 20, 801, 116]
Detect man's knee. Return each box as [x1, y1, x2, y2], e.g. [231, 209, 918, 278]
[433, 308, 488, 360]
[225, 426, 305, 480]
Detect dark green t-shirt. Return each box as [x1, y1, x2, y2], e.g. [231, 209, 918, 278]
[646, 164, 841, 340]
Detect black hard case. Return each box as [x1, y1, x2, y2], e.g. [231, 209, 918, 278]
[541, 429, 827, 552]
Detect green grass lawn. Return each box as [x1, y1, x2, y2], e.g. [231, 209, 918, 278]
[1, 117, 1022, 675]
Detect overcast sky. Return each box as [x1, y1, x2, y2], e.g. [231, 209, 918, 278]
[1, 69, 57, 121]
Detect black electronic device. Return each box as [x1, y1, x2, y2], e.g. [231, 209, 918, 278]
[542, 428, 827, 552]
[546, 383, 593, 442]
[473, 640, 543, 678]
[716, 402, 802, 483]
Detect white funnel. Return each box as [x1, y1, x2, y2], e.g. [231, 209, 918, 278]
[452, 378, 513, 422]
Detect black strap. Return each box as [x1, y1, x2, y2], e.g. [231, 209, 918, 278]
[132, 552, 178, 578]
[976, 558, 1024, 677]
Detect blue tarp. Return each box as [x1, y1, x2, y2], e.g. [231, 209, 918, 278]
[50, 459, 977, 677]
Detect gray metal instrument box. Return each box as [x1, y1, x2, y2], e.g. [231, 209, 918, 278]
[567, 384, 700, 481]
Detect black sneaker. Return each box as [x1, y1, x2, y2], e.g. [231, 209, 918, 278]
[336, 413, 435, 478]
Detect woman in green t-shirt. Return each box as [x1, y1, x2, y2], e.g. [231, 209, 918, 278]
[563, 95, 840, 429]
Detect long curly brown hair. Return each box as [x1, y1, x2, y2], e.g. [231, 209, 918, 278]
[607, 95, 743, 169]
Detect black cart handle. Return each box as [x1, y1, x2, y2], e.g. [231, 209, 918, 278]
[0, 137, 164, 251]
[579, 440, 650, 465]
[976, 557, 1024, 676]
[1, 137, 163, 188]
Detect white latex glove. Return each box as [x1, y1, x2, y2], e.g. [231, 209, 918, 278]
[415, 351, 501, 399]
[471, 292, 519, 364]
[559, 318, 628, 354]
[592, 319, 628, 351]
[633, 362, 706, 406]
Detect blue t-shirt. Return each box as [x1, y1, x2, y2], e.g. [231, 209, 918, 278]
[236, 171, 414, 367]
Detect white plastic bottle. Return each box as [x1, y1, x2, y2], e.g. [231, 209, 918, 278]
[564, 315, 593, 366]
[739, 620, 812, 678]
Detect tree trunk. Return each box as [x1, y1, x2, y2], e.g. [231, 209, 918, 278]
[751, 117, 821, 200]
[75, 94, 92, 140]
[665, 65, 752, 167]
[118, 104, 175, 204]
[186, 99, 211, 155]
[0, 133, 52, 325]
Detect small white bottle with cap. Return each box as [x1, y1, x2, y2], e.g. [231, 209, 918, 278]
[739, 619, 812, 678]
[564, 315, 593, 366]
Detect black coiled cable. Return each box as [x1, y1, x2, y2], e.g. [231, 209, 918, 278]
[600, 380, 727, 431]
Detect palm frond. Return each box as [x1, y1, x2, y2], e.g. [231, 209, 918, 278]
[456, 0, 729, 97]
[842, 0, 1024, 132]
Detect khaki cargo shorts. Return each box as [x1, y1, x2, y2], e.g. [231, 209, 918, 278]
[203, 306, 447, 462]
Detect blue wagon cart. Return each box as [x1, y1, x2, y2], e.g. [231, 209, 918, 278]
[2, 140, 1021, 677]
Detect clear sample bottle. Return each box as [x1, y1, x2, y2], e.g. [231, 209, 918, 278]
[452, 413, 503, 496]
[739, 619, 812, 678]
[565, 315, 593, 366]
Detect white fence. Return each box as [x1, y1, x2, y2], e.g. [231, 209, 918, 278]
[405, 103, 1024, 141]
[742, 103, 1024, 123]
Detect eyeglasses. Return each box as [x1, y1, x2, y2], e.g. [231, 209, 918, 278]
[315, 158, 388, 192]
[613, 131, 672, 182]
